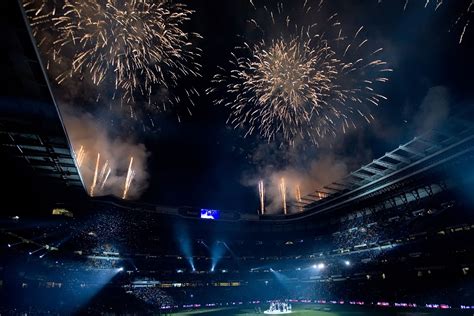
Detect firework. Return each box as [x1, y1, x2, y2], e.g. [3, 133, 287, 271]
[98, 160, 111, 190]
[295, 184, 303, 212]
[379, 0, 472, 43]
[76, 145, 86, 167]
[258, 180, 265, 215]
[456, 0, 473, 43]
[24, 0, 202, 114]
[208, 1, 391, 146]
[100, 168, 112, 190]
[279, 177, 287, 215]
[22, 0, 60, 68]
[122, 156, 135, 199]
[90, 152, 100, 196]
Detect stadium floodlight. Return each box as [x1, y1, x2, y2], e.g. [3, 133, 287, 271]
[7, 244, 11, 248]
[314, 263, 325, 270]
[344, 260, 351, 266]
[118, 267, 124, 272]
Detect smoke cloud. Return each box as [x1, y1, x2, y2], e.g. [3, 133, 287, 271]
[61, 107, 150, 200]
[243, 141, 371, 215]
[414, 86, 450, 133]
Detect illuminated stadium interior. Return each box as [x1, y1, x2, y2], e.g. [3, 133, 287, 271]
[1, 0, 474, 315]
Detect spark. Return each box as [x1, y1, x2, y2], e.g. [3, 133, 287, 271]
[122, 157, 135, 199]
[73, 145, 141, 198]
[100, 168, 112, 190]
[208, 1, 390, 146]
[457, 0, 473, 43]
[90, 152, 100, 197]
[258, 180, 265, 215]
[98, 160, 111, 190]
[381, 0, 472, 44]
[22, 0, 61, 70]
[295, 184, 303, 212]
[76, 145, 86, 167]
[280, 177, 287, 215]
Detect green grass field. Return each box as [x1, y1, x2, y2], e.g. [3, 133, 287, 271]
[169, 304, 472, 316]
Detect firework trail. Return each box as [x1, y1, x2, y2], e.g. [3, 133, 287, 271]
[258, 180, 265, 215]
[379, 0, 472, 43]
[279, 177, 287, 215]
[123, 157, 135, 199]
[98, 159, 111, 190]
[457, 0, 473, 43]
[23, 0, 202, 115]
[295, 184, 303, 212]
[76, 145, 86, 167]
[100, 168, 112, 190]
[208, 0, 391, 146]
[98, 159, 109, 182]
[90, 152, 100, 197]
[76, 147, 112, 195]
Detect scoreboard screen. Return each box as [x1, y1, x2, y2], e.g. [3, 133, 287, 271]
[200, 209, 220, 220]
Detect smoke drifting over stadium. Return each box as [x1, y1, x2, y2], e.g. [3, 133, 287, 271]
[62, 107, 149, 199]
[243, 151, 355, 214]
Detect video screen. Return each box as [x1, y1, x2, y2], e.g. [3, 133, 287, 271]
[200, 209, 220, 220]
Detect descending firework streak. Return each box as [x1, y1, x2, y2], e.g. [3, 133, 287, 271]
[23, 0, 202, 115]
[208, 0, 391, 146]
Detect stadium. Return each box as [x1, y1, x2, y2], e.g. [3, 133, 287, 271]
[1, 0, 474, 315]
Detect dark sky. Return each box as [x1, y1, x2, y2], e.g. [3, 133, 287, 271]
[46, 0, 474, 213]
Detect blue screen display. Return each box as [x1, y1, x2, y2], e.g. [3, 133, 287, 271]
[200, 209, 220, 220]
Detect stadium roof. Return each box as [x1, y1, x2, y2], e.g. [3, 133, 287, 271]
[0, 0, 85, 196]
[295, 113, 474, 217]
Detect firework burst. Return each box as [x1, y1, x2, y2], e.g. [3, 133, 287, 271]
[24, 0, 202, 116]
[208, 1, 391, 146]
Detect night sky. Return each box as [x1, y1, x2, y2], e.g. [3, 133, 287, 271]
[44, 0, 474, 213]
